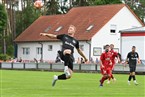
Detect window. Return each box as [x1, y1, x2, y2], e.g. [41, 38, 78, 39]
[22, 48, 30, 55]
[55, 26, 63, 32]
[110, 24, 117, 34]
[36, 47, 42, 54]
[93, 47, 102, 56]
[48, 45, 53, 51]
[44, 26, 51, 32]
[79, 45, 84, 51]
[86, 24, 94, 31]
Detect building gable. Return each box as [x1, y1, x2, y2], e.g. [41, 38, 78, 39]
[15, 4, 132, 42]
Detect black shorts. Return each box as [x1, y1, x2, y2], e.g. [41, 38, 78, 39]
[58, 51, 74, 70]
[129, 66, 136, 72]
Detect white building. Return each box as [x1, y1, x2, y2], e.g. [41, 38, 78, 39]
[14, 4, 144, 62]
[120, 27, 145, 60]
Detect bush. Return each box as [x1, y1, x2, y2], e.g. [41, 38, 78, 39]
[0, 54, 11, 61]
[7, 45, 14, 57]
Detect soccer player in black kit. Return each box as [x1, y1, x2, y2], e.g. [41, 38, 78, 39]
[125, 46, 141, 85]
[40, 25, 88, 86]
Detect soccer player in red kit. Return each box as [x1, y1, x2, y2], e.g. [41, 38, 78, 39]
[99, 44, 113, 87]
[107, 44, 120, 84]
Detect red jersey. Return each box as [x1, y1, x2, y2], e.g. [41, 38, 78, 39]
[110, 50, 118, 67]
[100, 51, 112, 68]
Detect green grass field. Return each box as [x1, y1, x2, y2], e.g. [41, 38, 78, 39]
[0, 70, 144, 97]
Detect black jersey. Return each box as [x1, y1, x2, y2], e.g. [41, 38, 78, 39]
[57, 34, 79, 54]
[127, 52, 139, 66]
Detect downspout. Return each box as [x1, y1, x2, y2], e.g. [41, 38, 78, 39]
[86, 40, 91, 61]
[119, 31, 122, 58]
[38, 42, 43, 62]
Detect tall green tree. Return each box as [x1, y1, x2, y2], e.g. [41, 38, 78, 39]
[0, 4, 7, 54]
[0, 4, 7, 35]
[16, 0, 41, 36]
[0, 0, 41, 57]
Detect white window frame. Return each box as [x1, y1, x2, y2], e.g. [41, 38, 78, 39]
[110, 24, 117, 34]
[22, 47, 30, 55]
[36, 47, 42, 55]
[48, 45, 53, 51]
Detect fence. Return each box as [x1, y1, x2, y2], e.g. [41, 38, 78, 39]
[0, 62, 144, 74]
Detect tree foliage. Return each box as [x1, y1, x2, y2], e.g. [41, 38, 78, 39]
[58, 0, 122, 14]
[0, 0, 41, 57]
[16, 0, 41, 36]
[0, 4, 8, 55]
[123, 0, 145, 23]
[45, 0, 61, 15]
[73, 0, 89, 7]
[88, 0, 122, 5]
[0, 4, 7, 34]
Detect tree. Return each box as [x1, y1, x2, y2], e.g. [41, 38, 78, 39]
[15, 0, 41, 36]
[88, 0, 122, 5]
[45, 0, 61, 15]
[122, 0, 145, 23]
[0, 4, 7, 34]
[72, 0, 89, 7]
[0, 0, 41, 57]
[134, 0, 145, 23]
[0, 4, 7, 54]
[56, 0, 122, 14]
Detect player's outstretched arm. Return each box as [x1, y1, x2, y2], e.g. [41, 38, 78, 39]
[117, 53, 121, 63]
[40, 33, 57, 39]
[77, 48, 88, 62]
[137, 57, 141, 64]
[124, 58, 128, 67]
[100, 60, 104, 68]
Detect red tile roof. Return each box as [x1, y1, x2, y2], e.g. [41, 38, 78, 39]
[14, 4, 144, 42]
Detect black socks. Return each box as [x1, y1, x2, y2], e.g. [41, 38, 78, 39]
[58, 74, 67, 80]
[128, 75, 132, 81]
[128, 75, 136, 81]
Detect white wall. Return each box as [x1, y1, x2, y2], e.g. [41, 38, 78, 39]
[17, 41, 90, 62]
[121, 36, 145, 60]
[90, 6, 143, 60]
[73, 41, 90, 63]
[17, 42, 61, 61]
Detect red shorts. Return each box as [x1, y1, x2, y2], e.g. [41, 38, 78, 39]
[101, 67, 112, 76]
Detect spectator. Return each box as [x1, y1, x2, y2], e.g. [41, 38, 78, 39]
[55, 51, 62, 63]
[81, 57, 85, 64]
[19, 57, 22, 62]
[90, 57, 94, 63]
